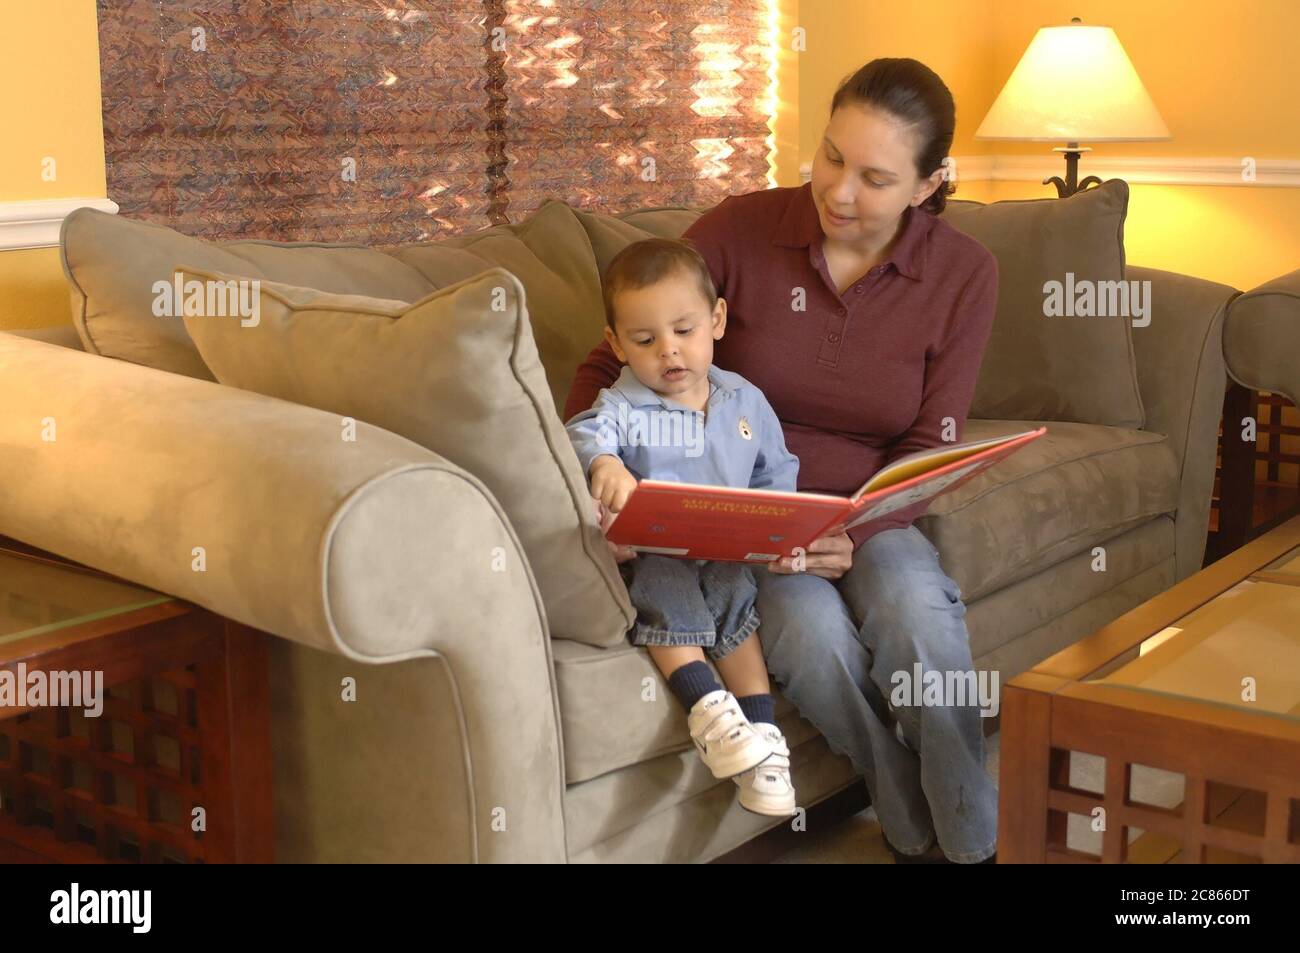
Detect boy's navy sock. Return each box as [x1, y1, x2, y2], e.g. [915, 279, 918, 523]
[737, 692, 775, 727]
[667, 660, 722, 712]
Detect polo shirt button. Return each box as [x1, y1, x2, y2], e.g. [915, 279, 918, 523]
[828, 332, 841, 344]
[854, 285, 864, 293]
[838, 305, 847, 315]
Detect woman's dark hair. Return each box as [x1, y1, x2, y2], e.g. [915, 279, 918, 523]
[829, 58, 956, 215]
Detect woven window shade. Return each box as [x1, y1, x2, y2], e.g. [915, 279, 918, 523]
[97, 0, 775, 245]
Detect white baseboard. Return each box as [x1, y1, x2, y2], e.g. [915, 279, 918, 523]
[0, 198, 120, 251]
[798, 156, 1300, 188]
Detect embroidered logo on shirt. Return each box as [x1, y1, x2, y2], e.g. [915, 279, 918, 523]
[738, 416, 753, 440]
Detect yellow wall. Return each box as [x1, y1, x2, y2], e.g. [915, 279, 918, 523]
[796, 0, 998, 170]
[0, 249, 76, 330]
[0, 0, 105, 330]
[773, 0, 801, 188]
[794, 0, 1300, 290]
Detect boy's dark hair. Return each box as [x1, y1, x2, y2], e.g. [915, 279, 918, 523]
[602, 238, 718, 331]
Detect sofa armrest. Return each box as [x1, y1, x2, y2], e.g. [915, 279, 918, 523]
[1127, 266, 1238, 579]
[1224, 269, 1300, 407]
[0, 335, 567, 860]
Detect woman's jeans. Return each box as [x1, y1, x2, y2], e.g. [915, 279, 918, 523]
[753, 524, 998, 862]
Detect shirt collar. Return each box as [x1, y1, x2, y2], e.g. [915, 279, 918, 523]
[771, 181, 929, 281]
[612, 363, 736, 410]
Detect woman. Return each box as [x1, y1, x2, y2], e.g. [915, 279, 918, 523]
[565, 58, 999, 863]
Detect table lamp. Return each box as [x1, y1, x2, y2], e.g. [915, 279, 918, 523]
[976, 17, 1170, 197]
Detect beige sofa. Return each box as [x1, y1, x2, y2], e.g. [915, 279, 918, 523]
[1, 189, 1296, 862]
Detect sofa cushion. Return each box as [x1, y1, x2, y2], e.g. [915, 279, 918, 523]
[552, 637, 804, 785]
[60, 208, 436, 379]
[940, 179, 1146, 429]
[580, 185, 1144, 431]
[178, 265, 634, 648]
[392, 200, 606, 412]
[918, 419, 1181, 603]
[571, 205, 708, 280]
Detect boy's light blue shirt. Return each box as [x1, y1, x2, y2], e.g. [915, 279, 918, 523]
[564, 363, 799, 493]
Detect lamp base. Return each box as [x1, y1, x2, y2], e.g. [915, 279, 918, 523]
[1045, 144, 1103, 198]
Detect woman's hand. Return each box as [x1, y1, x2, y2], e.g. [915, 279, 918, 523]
[766, 529, 853, 580]
[591, 495, 636, 564]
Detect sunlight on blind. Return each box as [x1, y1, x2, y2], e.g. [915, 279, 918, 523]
[97, 0, 777, 242]
[501, 0, 775, 218]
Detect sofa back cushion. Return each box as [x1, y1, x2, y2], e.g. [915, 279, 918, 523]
[571, 205, 707, 280]
[940, 179, 1145, 428]
[392, 200, 606, 411]
[60, 208, 436, 379]
[62, 201, 607, 413]
[577, 184, 1145, 429]
[178, 264, 635, 648]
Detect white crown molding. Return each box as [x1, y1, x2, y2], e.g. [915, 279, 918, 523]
[0, 197, 119, 251]
[797, 156, 1300, 188]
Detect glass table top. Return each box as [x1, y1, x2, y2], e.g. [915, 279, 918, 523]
[0, 550, 173, 648]
[1262, 545, 1300, 575]
[1089, 551, 1300, 722]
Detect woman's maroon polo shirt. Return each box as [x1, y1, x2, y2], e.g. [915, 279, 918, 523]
[564, 182, 999, 549]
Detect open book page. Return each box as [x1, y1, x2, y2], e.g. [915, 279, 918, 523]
[853, 428, 1043, 498]
[842, 457, 989, 529]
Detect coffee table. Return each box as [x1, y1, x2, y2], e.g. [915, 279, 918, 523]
[0, 540, 272, 863]
[999, 515, 1300, 863]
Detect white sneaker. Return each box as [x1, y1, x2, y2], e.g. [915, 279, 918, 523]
[688, 690, 773, 779]
[733, 722, 797, 816]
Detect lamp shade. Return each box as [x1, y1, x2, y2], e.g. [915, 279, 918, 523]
[976, 23, 1170, 142]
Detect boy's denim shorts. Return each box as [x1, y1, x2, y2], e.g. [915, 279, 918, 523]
[619, 554, 760, 660]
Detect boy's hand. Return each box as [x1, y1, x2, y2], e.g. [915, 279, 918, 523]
[589, 455, 638, 513]
[592, 497, 637, 563]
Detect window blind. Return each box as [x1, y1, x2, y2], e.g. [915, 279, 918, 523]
[97, 0, 775, 244]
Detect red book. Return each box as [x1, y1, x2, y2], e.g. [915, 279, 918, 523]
[605, 427, 1047, 562]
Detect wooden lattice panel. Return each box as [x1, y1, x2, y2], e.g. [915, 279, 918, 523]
[0, 668, 209, 863]
[1040, 748, 1300, 864]
[1210, 387, 1300, 559]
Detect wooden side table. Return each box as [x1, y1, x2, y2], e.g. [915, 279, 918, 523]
[0, 542, 273, 863]
[1000, 515, 1300, 863]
